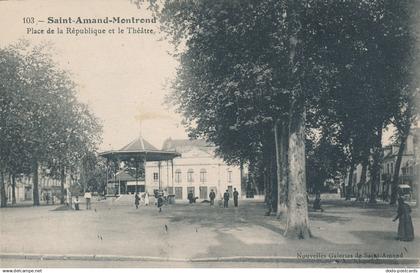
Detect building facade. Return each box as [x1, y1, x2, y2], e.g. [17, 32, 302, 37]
[5, 170, 69, 204]
[107, 138, 242, 201]
[147, 138, 242, 200]
[344, 127, 419, 201]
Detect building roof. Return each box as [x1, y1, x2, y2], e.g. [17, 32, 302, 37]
[99, 136, 180, 162]
[383, 145, 399, 160]
[120, 137, 159, 151]
[162, 138, 214, 153]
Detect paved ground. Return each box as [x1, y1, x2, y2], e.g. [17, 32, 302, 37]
[0, 196, 419, 268]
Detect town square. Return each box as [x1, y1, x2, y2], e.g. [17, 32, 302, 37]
[1, 196, 419, 267]
[0, 0, 419, 270]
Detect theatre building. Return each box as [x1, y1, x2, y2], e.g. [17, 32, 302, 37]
[150, 138, 242, 200]
[101, 137, 242, 201]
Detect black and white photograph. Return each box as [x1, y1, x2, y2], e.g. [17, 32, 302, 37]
[0, 0, 419, 271]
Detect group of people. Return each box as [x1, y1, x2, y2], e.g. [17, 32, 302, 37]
[134, 192, 150, 209]
[187, 191, 199, 204]
[42, 191, 57, 205]
[208, 188, 239, 208]
[67, 190, 92, 211]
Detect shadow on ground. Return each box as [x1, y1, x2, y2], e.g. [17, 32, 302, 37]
[309, 212, 352, 223]
[350, 230, 400, 243]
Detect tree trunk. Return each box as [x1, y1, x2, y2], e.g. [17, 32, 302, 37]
[33, 161, 40, 206]
[285, 108, 311, 239]
[262, 140, 272, 210]
[0, 172, 7, 207]
[346, 162, 355, 200]
[283, 0, 310, 238]
[274, 119, 288, 218]
[60, 166, 65, 205]
[270, 149, 278, 213]
[247, 159, 255, 196]
[240, 161, 245, 197]
[357, 156, 368, 201]
[12, 174, 16, 205]
[390, 131, 409, 205]
[369, 128, 382, 203]
[263, 165, 269, 204]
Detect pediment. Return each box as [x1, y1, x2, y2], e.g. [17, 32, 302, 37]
[182, 147, 213, 158]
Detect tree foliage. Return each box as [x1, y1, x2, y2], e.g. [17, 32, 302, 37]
[141, 0, 417, 237]
[0, 40, 102, 206]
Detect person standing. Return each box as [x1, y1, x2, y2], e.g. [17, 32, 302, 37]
[209, 189, 216, 206]
[84, 190, 92, 210]
[223, 190, 230, 208]
[135, 193, 140, 209]
[188, 191, 194, 204]
[393, 197, 414, 241]
[66, 190, 72, 208]
[157, 195, 164, 212]
[46, 192, 50, 205]
[144, 192, 150, 206]
[74, 196, 80, 211]
[233, 188, 239, 207]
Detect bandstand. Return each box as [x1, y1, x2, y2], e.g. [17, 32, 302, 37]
[99, 136, 180, 196]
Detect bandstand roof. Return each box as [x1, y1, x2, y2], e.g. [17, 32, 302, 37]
[99, 137, 180, 162]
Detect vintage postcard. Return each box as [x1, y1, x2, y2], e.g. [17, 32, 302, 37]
[0, 0, 419, 272]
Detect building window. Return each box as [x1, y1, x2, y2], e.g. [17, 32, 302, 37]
[153, 172, 159, 182]
[227, 169, 232, 183]
[175, 169, 182, 183]
[187, 169, 194, 183]
[200, 169, 207, 183]
[391, 162, 394, 174]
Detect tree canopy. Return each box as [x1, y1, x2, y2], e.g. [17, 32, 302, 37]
[152, 0, 417, 238]
[0, 40, 102, 206]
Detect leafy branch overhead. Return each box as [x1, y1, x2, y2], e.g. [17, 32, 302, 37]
[154, 0, 418, 238]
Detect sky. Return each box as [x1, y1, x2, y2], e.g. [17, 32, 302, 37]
[0, 0, 188, 151]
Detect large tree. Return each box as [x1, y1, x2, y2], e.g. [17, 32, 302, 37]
[158, 0, 312, 238]
[0, 41, 102, 206]
[147, 0, 416, 238]
[302, 0, 416, 203]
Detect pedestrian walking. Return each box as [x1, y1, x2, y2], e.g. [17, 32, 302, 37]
[393, 197, 414, 241]
[84, 190, 92, 210]
[223, 190, 230, 208]
[74, 196, 80, 211]
[233, 188, 239, 207]
[209, 189, 216, 206]
[157, 195, 164, 212]
[135, 193, 140, 209]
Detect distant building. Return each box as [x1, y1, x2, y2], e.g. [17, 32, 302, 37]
[153, 138, 242, 200]
[106, 137, 242, 201]
[344, 127, 419, 201]
[5, 169, 68, 204]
